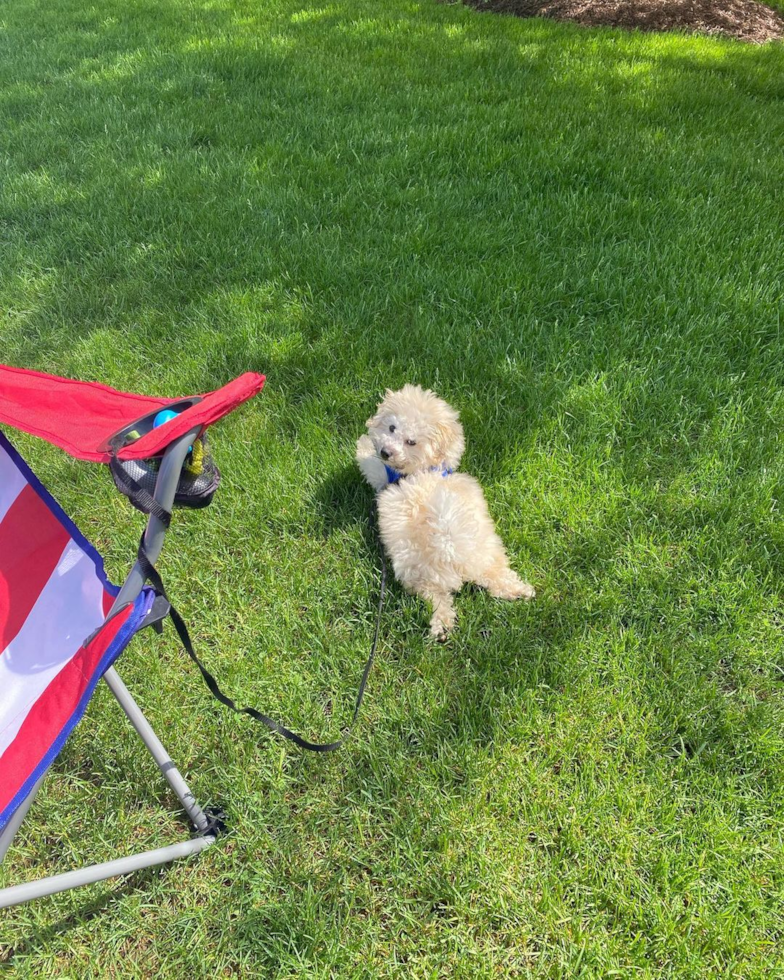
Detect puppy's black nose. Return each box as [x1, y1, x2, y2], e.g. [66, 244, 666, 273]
[380, 449, 391, 461]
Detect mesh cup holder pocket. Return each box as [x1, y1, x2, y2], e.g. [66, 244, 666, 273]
[111, 434, 220, 511]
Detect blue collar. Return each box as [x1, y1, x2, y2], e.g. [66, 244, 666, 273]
[385, 463, 453, 485]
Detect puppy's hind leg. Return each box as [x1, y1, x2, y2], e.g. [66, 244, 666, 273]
[476, 559, 535, 602]
[422, 588, 457, 641]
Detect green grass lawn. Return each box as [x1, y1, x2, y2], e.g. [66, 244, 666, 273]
[1, 0, 784, 975]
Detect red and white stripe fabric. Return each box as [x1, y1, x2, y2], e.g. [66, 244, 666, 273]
[0, 432, 152, 828]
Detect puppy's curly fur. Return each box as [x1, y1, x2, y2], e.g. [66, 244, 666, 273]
[357, 384, 535, 639]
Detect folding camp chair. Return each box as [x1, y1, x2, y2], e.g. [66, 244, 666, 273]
[0, 365, 265, 909]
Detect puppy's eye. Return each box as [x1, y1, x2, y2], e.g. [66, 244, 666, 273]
[389, 424, 396, 433]
[406, 439, 417, 447]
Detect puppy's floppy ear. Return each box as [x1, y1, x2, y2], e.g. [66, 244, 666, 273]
[433, 416, 459, 451]
[432, 408, 465, 466]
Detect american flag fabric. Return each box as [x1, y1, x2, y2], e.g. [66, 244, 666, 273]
[0, 431, 153, 829]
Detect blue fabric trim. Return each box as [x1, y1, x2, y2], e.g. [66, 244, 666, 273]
[385, 462, 453, 485]
[0, 589, 155, 830]
[0, 430, 120, 598]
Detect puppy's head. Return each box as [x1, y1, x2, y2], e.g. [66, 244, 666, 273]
[365, 384, 465, 476]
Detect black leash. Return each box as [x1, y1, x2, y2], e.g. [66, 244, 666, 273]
[112, 454, 387, 750]
[136, 524, 386, 751]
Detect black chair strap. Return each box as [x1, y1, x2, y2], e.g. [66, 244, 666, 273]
[110, 456, 171, 528]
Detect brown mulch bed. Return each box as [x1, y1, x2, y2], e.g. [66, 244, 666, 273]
[460, 0, 784, 42]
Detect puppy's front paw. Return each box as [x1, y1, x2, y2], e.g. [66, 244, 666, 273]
[356, 434, 389, 492]
[355, 433, 376, 463]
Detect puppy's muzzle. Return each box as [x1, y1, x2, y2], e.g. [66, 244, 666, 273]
[379, 448, 393, 461]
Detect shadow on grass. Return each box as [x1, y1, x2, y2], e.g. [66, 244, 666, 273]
[0, 863, 178, 965]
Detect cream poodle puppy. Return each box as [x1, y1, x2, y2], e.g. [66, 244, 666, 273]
[356, 384, 535, 639]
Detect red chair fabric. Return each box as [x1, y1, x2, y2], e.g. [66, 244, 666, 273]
[0, 365, 265, 462]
